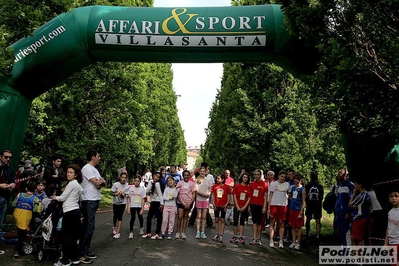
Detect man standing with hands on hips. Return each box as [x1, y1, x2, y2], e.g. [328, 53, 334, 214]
[0, 149, 16, 232]
[79, 150, 106, 264]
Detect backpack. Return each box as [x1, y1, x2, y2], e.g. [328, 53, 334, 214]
[323, 191, 337, 214]
[308, 184, 320, 201]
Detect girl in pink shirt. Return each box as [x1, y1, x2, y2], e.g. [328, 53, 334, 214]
[176, 170, 196, 239]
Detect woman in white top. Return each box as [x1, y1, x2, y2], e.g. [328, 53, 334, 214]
[195, 166, 212, 239]
[52, 164, 83, 266]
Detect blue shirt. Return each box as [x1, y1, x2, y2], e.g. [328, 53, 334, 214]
[165, 172, 182, 185]
[290, 185, 304, 211]
[351, 191, 371, 220]
[335, 178, 355, 215]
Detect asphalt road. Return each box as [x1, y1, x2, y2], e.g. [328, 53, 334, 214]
[0, 208, 321, 266]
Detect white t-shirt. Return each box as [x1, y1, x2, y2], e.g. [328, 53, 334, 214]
[269, 181, 290, 206]
[81, 164, 102, 201]
[111, 182, 130, 205]
[388, 207, 399, 244]
[163, 187, 178, 207]
[128, 185, 146, 208]
[195, 178, 212, 202]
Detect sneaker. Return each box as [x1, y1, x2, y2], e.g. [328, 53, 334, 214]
[295, 244, 301, 250]
[54, 261, 71, 266]
[70, 260, 81, 265]
[86, 252, 97, 259]
[279, 241, 284, 249]
[142, 233, 151, 239]
[54, 262, 71, 266]
[129, 232, 134, 239]
[112, 227, 117, 234]
[219, 235, 223, 243]
[262, 229, 267, 234]
[167, 234, 172, 240]
[238, 236, 245, 244]
[250, 238, 257, 245]
[139, 228, 144, 235]
[283, 237, 289, 242]
[289, 242, 296, 249]
[175, 233, 180, 239]
[150, 233, 160, 240]
[257, 239, 262, 246]
[13, 253, 20, 258]
[265, 224, 270, 228]
[195, 231, 200, 239]
[159, 234, 164, 240]
[230, 236, 238, 243]
[79, 257, 93, 264]
[113, 233, 121, 239]
[269, 240, 275, 248]
[316, 235, 320, 239]
[181, 233, 187, 239]
[200, 232, 207, 239]
[212, 234, 219, 241]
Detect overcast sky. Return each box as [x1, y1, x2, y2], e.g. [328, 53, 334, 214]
[153, 0, 231, 147]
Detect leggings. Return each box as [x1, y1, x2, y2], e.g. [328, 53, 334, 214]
[233, 207, 249, 226]
[129, 207, 143, 231]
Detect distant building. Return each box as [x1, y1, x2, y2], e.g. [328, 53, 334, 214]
[187, 146, 201, 154]
[187, 151, 199, 170]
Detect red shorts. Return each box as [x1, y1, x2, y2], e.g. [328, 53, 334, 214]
[288, 209, 304, 228]
[351, 218, 368, 241]
[270, 205, 287, 221]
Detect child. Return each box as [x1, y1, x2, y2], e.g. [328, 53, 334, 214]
[268, 170, 290, 248]
[385, 187, 399, 264]
[12, 180, 41, 258]
[126, 176, 146, 238]
[176, 170, 196, 239]
[349, 180, 371, 246]
[161, 176, 178, 239]
[195, 166, 212, 239]
[34, 179, 47, 202]
[249, 169, 268, 245]
[211, 174, 230, 242]
[111, 172, 130, 239]
[142, 171, 164, 240]
[231, 172, 251, 244]
[288, 174, 306, 250]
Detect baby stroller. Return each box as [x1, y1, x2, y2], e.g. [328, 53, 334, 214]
[22, 198, 63, 261]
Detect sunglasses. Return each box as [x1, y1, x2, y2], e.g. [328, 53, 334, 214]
[3, 156, 12, 159]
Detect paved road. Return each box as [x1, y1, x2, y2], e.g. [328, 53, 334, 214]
[0, 208, 321, 266]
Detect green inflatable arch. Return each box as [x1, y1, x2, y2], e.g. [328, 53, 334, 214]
[1, 4, 398, 190]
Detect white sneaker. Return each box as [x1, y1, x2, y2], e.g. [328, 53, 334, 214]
[279, 241, 284, 249]
[219, 235, 223, 243]
[129, 232, 134, 239]
[181, 233, 187, 239]
[295, 244, 301, 250]
[112, 227, 117, 234]
[139, 228, 144, 235]
[269, 240, 275, 248]
[289, 242, 296, 249]
[212, 234, 219, 241]
[113, 233, 121, 239]
[175, 233, 180, 239]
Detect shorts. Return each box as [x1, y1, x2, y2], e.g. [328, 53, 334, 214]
[214, 206, 226, 219]
[288, 209, 304, 228]
[305, 204, 322, 219]
[250, 204, 263, 224]
[351, 218, 368, 241]
[196, 200, 209, 209]
[270, 205, 287, 221]
[177, 203, 193, 210]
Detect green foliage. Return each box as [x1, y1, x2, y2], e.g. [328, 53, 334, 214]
[15, 0, 186, 182]
[204, 62, 345, 183]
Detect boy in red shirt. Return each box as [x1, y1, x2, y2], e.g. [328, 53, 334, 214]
[211, 174, 230, 242]
[249, 169, 268, 245]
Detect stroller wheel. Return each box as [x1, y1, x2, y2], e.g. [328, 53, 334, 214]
[22, 243, 34, 255]
[37, 249, 47, 261]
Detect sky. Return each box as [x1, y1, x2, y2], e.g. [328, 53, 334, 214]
[153, 0, 231, 147]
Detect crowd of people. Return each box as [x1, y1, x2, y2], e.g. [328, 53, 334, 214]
[2, 147, 399, 265]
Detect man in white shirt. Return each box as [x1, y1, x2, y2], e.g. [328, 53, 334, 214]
[79, 150, 106, 264]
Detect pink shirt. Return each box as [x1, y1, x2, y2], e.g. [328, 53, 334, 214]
[176, 180, 196, 205]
